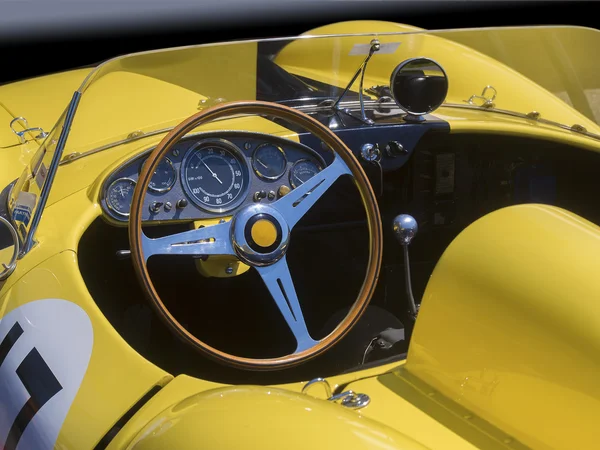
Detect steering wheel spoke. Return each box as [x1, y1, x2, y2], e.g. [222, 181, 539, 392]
[256, 257, 317, 353]
[273, 154, 351, 229]
[141, 221, 234, 261]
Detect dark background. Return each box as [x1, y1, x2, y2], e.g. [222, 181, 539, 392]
[0, 1, 598, 85]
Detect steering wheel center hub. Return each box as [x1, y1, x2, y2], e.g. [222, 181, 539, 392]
[231, 204, 290, 266]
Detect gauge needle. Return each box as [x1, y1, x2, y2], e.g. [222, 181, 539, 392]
[118, 187, 126, 197]
[256, 158, 269, 169]
[293, 174, 304, 184]
[202, 160, 223, 185]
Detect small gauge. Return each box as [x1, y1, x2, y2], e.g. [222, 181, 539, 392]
[106, 178, 136, 217]
[144, 158, 176, 193]
[252, 143, 287, 180]
[289, 159, 321, 188]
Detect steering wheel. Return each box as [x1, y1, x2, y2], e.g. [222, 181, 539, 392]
[129, 101, 382, 370]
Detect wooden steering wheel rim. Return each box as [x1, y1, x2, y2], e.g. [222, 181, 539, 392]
[129, 101, 383, 370]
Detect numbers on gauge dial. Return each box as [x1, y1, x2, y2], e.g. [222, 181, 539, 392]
[289, 159, 322, 189]
[182, 142, 247, 212]
[106, 178, 136, 217]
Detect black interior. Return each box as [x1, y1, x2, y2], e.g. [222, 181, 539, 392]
[78, 131, 600, 384]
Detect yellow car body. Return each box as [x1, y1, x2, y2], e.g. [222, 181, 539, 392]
[1, 21, 600, 450]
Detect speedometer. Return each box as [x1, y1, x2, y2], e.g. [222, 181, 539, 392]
[181, 139, 249, 213]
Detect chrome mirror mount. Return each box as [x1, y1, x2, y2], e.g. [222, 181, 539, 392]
[390, 57, 448, 122]
[0, 216, 19, 281]
[332, 39, 381, 125]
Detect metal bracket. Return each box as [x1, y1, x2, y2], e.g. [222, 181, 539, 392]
[464, 85, 497, 109]
[332, 39, 381, 125]
[9, 117, 48, 144]
[302, 378, 371, 409]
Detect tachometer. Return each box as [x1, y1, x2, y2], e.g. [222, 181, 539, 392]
[182, 139, 249, 213]
[106, 178, 136, 217]
[147, 158, 176, 193]
[289, 159, 321, 189]
[252, 143, 287, 180]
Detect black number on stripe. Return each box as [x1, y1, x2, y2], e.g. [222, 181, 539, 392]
[0, 322, 63, 450]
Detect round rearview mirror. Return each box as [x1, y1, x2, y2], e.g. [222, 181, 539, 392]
[390, 58, 448, 116]
[0, 216, 19, 281]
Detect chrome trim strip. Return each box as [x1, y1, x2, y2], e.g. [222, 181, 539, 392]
[442, 103, 600, 140]
[0, 216, 19, 280]
[59, 100, 600, 169]
[59, 127, 173, 165]
[21, 91, 82, 256]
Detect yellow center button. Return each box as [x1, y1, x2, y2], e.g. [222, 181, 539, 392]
[251, 219, 278, 248]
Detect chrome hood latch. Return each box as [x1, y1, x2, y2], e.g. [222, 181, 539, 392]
[9, 116, 48, 144]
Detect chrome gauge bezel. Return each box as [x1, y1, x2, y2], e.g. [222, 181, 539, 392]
[147, 157, 177, 193]
[105, 177, 137, 218]
[180, 138, 251, 214]
[251, 143, 288, 181]
[289, 158, 322, 189]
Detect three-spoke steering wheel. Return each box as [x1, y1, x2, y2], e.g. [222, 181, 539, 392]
[129, 101, 382, 370]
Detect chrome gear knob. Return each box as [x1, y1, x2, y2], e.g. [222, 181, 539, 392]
[392, 214, 418, 246]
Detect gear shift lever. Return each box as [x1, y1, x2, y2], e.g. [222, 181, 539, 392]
[392, 214, 419, 318]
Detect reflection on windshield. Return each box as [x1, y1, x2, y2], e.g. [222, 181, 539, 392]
[7, 25, 600, 257]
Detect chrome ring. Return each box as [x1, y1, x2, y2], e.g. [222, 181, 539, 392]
[181, 138, 251, 214]
[251, 143, 288, 181]
[230, 203, 290, 267]
[147, 157, 177, 193]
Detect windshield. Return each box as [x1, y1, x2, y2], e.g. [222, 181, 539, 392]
[8, 25, 600, 251]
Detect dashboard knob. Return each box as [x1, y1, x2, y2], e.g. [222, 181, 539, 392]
[164, 201, 172, 212]
[278, 185, 291, 198]
[253, 190, 267, 202]
[385, 141, 407, 157]
[176, 198, 188, 209]
[149, 202, 163, 214]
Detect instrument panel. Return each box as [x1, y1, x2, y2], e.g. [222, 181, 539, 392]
[101, 132, 326, 223]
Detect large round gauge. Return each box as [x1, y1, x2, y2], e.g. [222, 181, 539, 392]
[289, 159, 322, 189]
[182, 139, 249, 212]
[106, 177, 136, 217]
[147, 158, 176, 193]
[252, 143, 287, 180]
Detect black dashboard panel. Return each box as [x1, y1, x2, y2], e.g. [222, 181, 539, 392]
[100, 132, 326, 224]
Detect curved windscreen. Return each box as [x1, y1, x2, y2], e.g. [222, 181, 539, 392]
[61, 25, 600, 155]
[9, 25, 600, 249]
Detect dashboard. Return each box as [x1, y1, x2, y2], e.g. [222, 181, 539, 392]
[100, 132, 326, 223]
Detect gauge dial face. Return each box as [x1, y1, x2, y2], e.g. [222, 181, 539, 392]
[289, 159, 321, 188]
[106, 178, 136, 217]
[252, 143, 287, 180]
[182, 140, 249, 212]
[147, 158, 176, 193]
